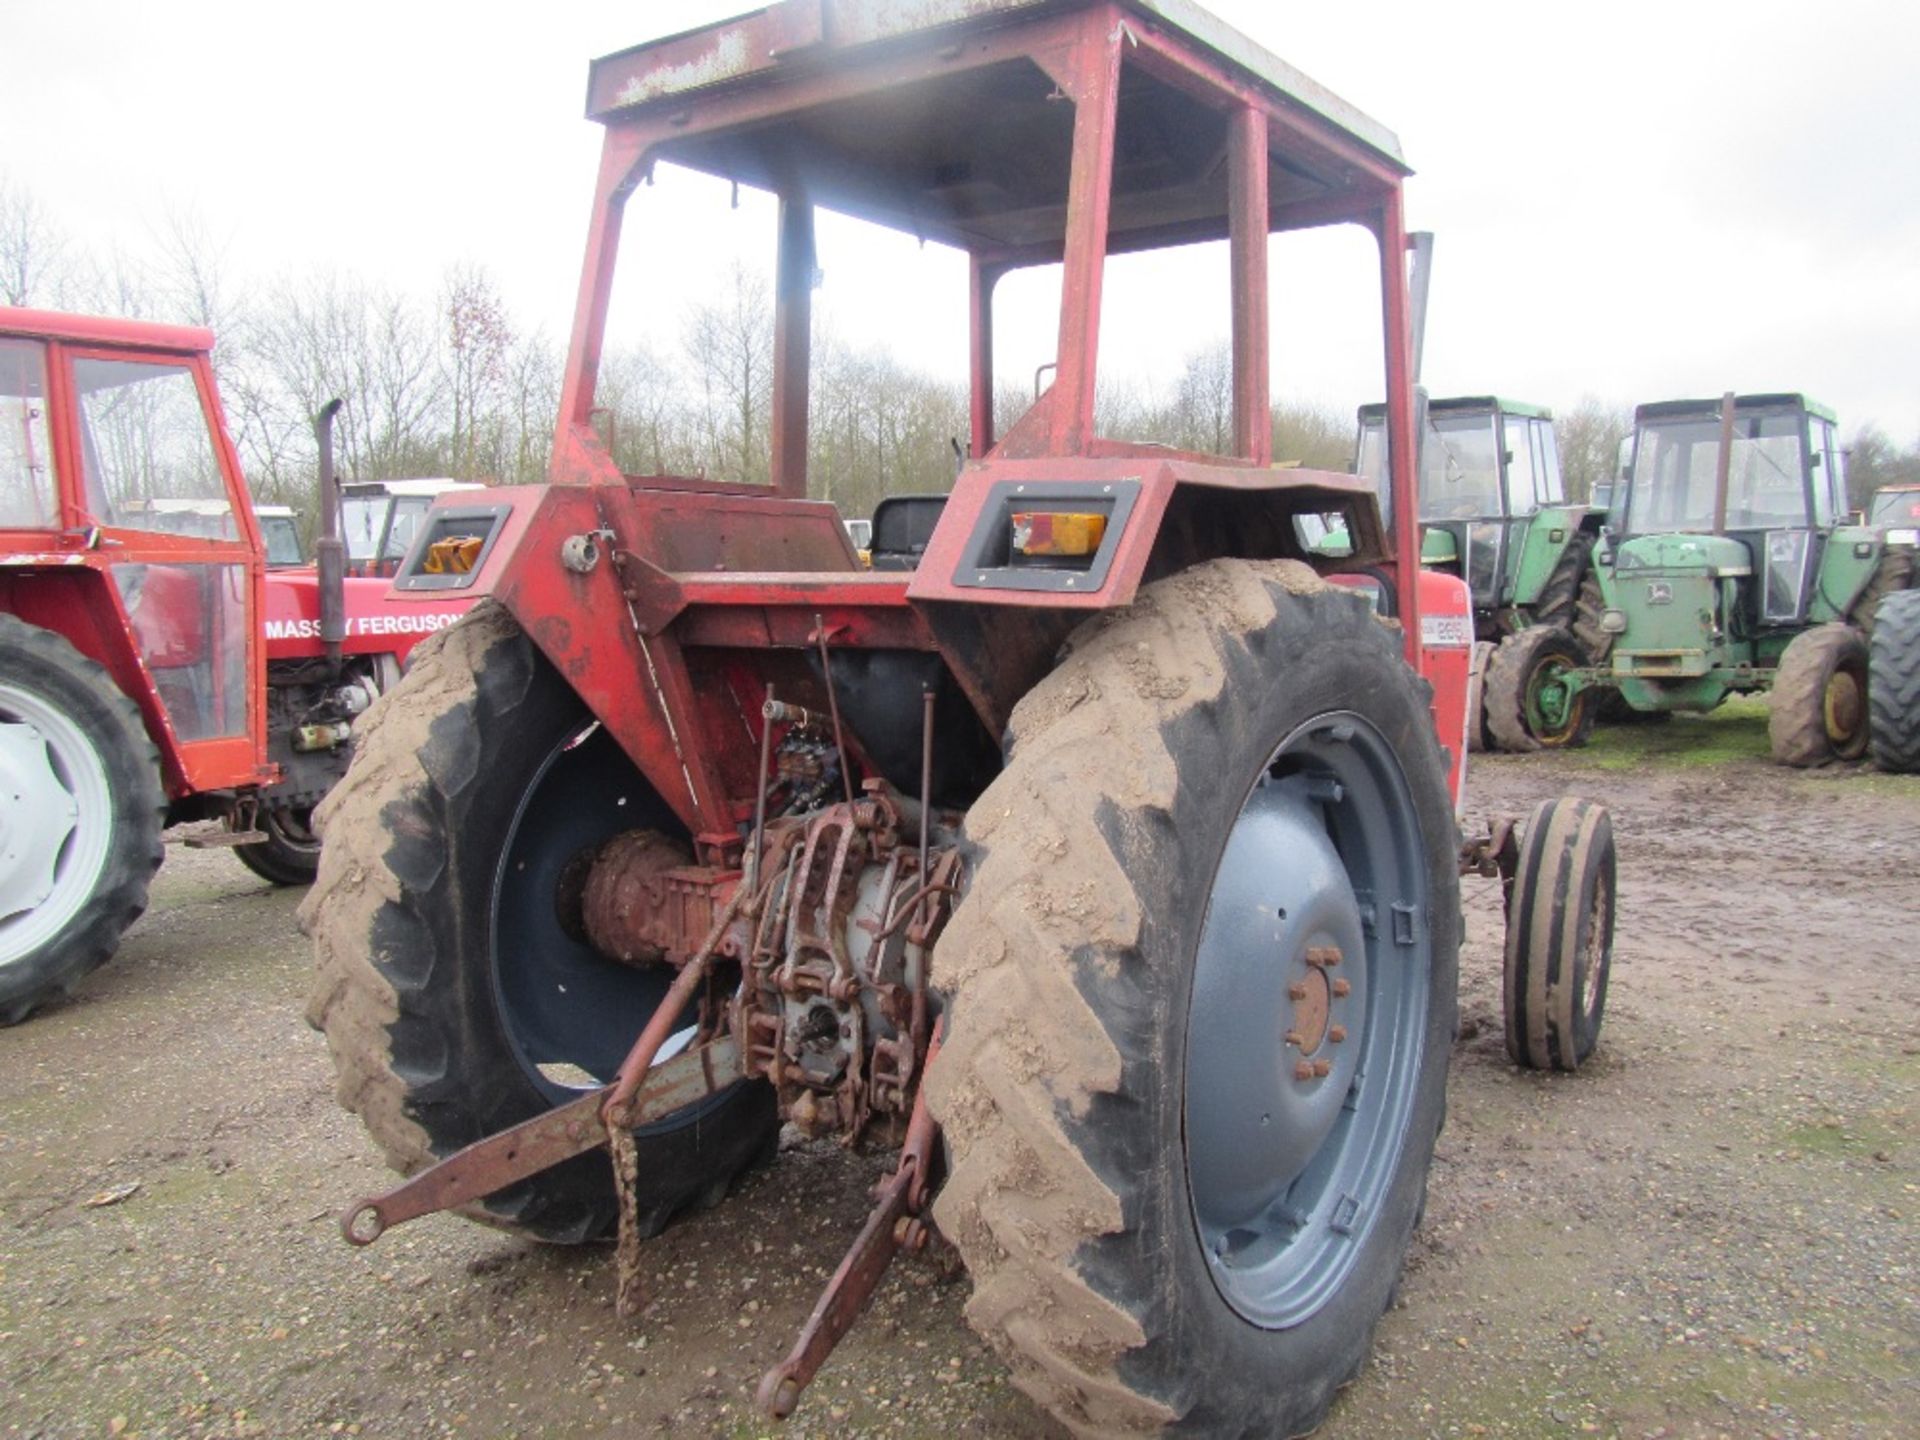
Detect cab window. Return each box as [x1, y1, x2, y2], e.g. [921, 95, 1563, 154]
[73, 357, 236, 540]
[1502, 413, 1537, 517]
[0, 339, 56, 529]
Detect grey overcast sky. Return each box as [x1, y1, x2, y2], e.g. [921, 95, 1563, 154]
[3, 1, 1917, 435]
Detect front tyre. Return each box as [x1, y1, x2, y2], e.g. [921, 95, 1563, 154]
[233, 805, 320, 886]
[0, 614, 164, 1024]
[1486, 625, 1595, 753]
[1769, 624, 1869, 767]
[1503, 798, 1615, 1072]
[301, 601, 778, 1244]
[927, 560, 1459, 1435]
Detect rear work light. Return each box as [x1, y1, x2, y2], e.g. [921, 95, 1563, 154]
[395, 503, 514, 592]
[1011, 511, 1107, 558]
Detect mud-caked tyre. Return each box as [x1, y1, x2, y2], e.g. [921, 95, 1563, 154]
[1868, 589, 1920, 773]
[234, 805, 321, 887]
[301, 601, 778, 1244]
[1503, 797, 1615, 1073]
[0, 614, 165, 1024]
[1485, 624, 1596, 753]
[1768, 623, 1869, 768]
[1465, 640, 1495, 753]
[927, 559, 1460, 1436]
[1571, 568, 1613, 667]
[1530, 533, 1593, 637]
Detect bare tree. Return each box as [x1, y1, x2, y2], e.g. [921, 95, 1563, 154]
[683, 263, 773, 485]
[1843, 424, 1920, 513]
[441, 264, 514, 480]
[0, 173, 71, 307]
[1170, 342, 1233, 455]
[1270, 401, 1351, 471]
[1555, 396, 1633, 503]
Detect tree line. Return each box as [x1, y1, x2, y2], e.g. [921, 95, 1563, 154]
[5, 171, 1914, 527]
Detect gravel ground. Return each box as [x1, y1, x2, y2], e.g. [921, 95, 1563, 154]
[2, 705, 1916, 1439]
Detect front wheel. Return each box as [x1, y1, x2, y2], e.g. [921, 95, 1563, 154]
[1485, 625, 1596, 752]
[233, 805, 321, 886]
[927, 560, 1460, 1435]
[1768, 624, 1869, 767]
[1504, 798, 1615, 1072]
[0, 614, 165, 1024]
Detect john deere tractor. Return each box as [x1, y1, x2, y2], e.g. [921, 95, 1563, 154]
[1486, 392, 1920, 764]
[1352, 398, 1607, 749]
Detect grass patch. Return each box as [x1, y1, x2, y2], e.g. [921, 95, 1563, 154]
[1779, 1117, 1901, 1159]
[1582, 695, 1772, 770]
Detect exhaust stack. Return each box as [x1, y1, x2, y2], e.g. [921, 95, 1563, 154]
[313, 399, 346, 673]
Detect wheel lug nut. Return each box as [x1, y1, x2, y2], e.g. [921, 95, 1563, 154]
[1312, 1059, 1331, 1078]
[1293, 1061, 1314, 1082]
[1305, 945, 1342, 969]
[1332, 978, 1351, 997]
[1284, 1030, 1304, 1048]
[1329, 1025, 1347, 1044]
[1288, 982, 1308, 1001]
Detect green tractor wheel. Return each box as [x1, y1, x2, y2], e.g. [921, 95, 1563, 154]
[1485, 626, 1595, 753]
[1769, 624, 1870, 767]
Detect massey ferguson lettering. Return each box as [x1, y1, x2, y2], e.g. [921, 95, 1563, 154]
[265, 612, 466, 641]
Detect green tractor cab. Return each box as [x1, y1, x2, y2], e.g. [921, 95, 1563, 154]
[1329, 397, 1607, 748]
[1489, 392, 1920, 766]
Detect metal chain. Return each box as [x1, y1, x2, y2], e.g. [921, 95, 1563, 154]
[605, 1111, 646, 1319]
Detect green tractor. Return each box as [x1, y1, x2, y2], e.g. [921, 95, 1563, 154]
[1352, 397, 1608, 749]
[1487, 392, 1920, 765]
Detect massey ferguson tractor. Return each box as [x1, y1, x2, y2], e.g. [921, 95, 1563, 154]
[302, 2, 1618, 1432]
[1487, 392, 1920, 764]
[0, 307, 475, 1023]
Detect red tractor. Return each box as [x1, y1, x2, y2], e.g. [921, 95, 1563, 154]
[0, 308, 477, 1022]
[304, 3, 1617, 1432]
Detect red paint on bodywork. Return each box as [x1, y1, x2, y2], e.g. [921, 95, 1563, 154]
[261, 572, 473, 665]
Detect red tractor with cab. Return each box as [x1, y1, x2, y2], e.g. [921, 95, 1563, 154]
[0, 308, 475, 1022]
[304, 2, 1618, 1432]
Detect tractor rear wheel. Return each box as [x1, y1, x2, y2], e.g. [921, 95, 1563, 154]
[1571, 569, 1613, 666]
[302, 600, 778, 1243]
[1531, 533, 1593, 637]
[0, 614, 165, 1024]
[1769, 624, 1870, 767]
[1849, 546, 1913, 638]
[1503, 798, 1615, 1072]
[1867, 589, 1920, 772]
[1485, 625, 1595, 752]
[927, 559, 1459, 1436]
[233, 805, 320, 886]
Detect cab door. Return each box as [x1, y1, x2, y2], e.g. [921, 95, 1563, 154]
[59, 346, 266, 794]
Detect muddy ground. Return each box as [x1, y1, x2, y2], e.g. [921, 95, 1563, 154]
[3, 701, 1916, 1440]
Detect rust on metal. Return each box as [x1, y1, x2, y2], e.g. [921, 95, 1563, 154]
[757, 1025, 946, 1419]
[339, 1034, 743, 1246]
[1288, 968, 1331, 1052]
[578, 829, 701, 965]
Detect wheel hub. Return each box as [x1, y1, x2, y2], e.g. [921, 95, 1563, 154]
[1183, 713, 1432, 1331]
[0, 722, 79, 924]
[1186, 781, 1368, 1237]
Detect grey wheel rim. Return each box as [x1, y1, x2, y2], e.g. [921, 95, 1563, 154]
[1184, 711, 1432, 1329]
